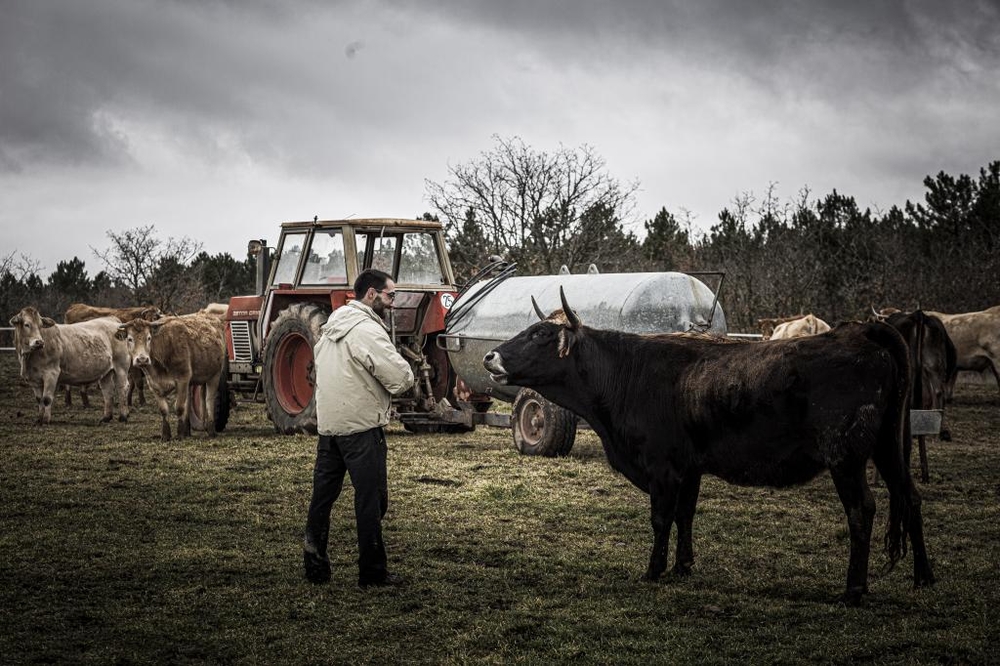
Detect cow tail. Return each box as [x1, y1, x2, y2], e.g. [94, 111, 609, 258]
[869, 323, 913, 571]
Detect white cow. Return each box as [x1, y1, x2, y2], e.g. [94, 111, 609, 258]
[926, 306, 1000, 399]
[9, 306, 131, 424]
[769, 314, 832, 340]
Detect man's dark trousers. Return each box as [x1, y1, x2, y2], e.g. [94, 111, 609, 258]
[304, 427, 389, 584]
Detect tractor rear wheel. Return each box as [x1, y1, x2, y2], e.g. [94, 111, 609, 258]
[263, 303, 329, 435]
[512, 388, 577, 456]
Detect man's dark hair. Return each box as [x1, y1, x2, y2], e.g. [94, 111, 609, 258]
[354, 269, 392, 298]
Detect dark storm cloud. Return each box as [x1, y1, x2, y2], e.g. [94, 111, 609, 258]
[1, 0, 997, 186]
[0, 0, 306, 171]
[402, 0, 1000, 90]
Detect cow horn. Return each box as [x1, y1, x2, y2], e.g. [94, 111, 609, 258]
[559, 286, 580, 330]
[530, 295, 546, 321]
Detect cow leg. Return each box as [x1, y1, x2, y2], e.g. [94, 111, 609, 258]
[31, 384, 46, 425]
[175, 379, 192, 439]
[903, 478, 935, 589]
[990, 359, 1000, 402]
[129, 367, 147, 407]
[114, 366, 130, 422]
[63, 384, 72, 407]
[153, 392, 172, 441]
[644, 473, 681, 581]
[204, 375, 219, 438]
[97, 372, 115, 423]
[80, 385, 90, 408]
[40, 373, 58, 425]
[830, 465, 875, 606]
[672, 473, 702, 577]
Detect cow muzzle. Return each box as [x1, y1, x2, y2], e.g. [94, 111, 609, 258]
[134, 354, 151, 367]
[29, 339, 44, 351]
[482, 351, 508, 384]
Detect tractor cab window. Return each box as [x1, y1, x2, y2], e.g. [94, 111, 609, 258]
[357, 230, 446, 286]
[271, 232, 306, 286]
[370, 235, 397, 275]
[301, 229, 347, 285]
[398, 232, 445, 285]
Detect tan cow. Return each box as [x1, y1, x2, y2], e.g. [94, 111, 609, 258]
[757, 315, 807, 340]
[9, 306, 131, 424]
[925, 307, 1000, 399]
[115, 315, 226, 440]
[197, 303, 229, 318]
[769, 314, 832, 340]
[65, 303, 162, 325]
[63, 303, 163, 407]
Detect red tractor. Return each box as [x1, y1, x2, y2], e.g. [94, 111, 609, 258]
[219, 217, 481, 434]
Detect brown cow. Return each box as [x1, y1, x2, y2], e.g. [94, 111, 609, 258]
[115, 315, 226, 440]
[62, 303, 163, 407]
[925, 307, 1000, 400]
[769, 314, 832, 340]
[9, 307, 130, 424]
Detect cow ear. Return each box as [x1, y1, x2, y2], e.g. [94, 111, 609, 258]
[558, 327, 577, 358]
[9, 314, 20, 326]
[115, 326, 128, 341]
[559, 286, 581, 330]
[530, 295, 546, 321]
[41, 317, 57, 328]
[149, 319, 166, 333]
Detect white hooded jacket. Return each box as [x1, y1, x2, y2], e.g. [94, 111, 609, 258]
[313, 300, 415, 436]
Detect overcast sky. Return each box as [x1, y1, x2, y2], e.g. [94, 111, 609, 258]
[3, 0, 998, 275]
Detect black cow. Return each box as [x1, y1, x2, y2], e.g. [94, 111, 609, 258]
[483, 288, 934, 605]
[883, 311, 957, 441]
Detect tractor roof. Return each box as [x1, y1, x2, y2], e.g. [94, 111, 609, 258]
[280, 217, 444, 231]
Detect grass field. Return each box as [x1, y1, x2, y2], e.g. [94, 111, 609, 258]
[1, 352, 998, 665]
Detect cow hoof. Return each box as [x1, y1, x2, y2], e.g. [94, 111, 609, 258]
[837, 590, 864, 607]
[100, 415, 113, 423]
[671, 563, 693, 577]
[118, 415, 128, 423]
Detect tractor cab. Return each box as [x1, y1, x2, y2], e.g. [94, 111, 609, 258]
[224, 218, 465, 434]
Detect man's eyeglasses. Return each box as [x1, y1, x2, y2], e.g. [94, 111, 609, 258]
[378, 289, 396, 301]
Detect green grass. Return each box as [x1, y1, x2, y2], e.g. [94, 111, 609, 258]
[2, 353, 998, 664]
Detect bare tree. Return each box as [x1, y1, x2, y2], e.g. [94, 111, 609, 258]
[426, 135, 640, 273]
[91, 225, 202, 308]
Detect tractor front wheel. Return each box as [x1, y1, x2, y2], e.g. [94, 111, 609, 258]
[262, 303, 329, 435]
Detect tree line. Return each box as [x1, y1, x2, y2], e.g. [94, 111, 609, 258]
[1, 224, 255, 320]
[432, 136, 999, 332]
[3, 135, 998, 333]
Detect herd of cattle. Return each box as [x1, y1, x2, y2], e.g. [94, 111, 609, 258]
[6, 295, 1000, 603]
[758, 305, 1000, 441]
[481, 291, 1000, 603]
[7, 300, 1000, 443]
[8, 302, 229, 440]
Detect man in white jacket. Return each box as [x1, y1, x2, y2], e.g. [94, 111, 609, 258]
[303, 269, 415, 587]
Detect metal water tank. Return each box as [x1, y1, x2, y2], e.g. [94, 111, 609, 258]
[442, 271, 726, 402]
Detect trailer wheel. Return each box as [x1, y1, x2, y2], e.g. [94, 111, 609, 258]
[189, 360, 231, 433]
[263, 303, 329, 435]
[512, 388, 577, 456]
